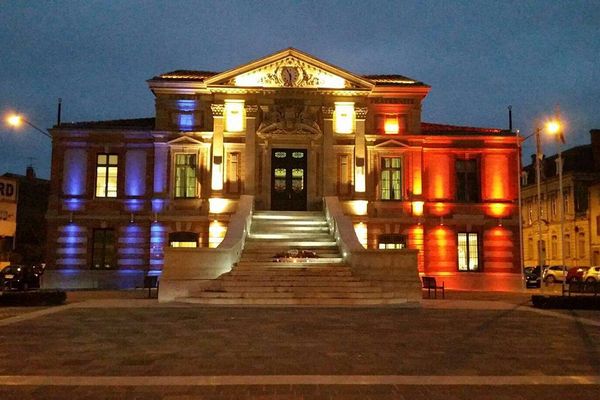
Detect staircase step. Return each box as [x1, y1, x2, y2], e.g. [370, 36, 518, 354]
[237, 258, 344, 266]
[175, 297, 411, 306]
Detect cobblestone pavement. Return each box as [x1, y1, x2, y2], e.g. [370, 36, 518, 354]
[0, 293, 598, 399]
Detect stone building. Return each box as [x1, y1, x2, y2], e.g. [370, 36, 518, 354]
[521, 129, 600, 269]
[45, 48, 521, 292]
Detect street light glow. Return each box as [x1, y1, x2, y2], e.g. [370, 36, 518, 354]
[7, 114, 22, 127]
[546, 120, 561, 135]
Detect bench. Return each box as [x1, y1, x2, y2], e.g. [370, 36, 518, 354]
[566, 281, 600, 296]
[142, 275, 159, 299]
[422, 276, 444, 299]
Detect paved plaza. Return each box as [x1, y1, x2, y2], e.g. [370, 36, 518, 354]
[0, 291, 598, 399]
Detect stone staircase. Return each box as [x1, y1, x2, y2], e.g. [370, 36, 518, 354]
[180, 211, 403, 305]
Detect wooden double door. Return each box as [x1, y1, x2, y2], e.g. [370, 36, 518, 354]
[271, 149, 307, 210]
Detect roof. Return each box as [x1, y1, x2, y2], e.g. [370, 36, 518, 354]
[363, 74, 428, 87]
[55, 118, 155, 130]
[151, 69, 428, 87]
[523, 144, 597, 183]
[151, 70, 218, 82]
[421, 122, 507, 135]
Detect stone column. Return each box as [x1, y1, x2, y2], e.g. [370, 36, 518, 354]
[321, 106, 335, 196]
[244, 105, 258, 195]
[354, 106, 368, 197]
[210, 104, 224, 194]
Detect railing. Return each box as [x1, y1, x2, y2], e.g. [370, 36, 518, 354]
[159, 195, 254, 302]
[324, 196, 421, 303]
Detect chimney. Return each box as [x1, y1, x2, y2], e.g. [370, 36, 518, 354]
[591, 129, 600, 171]
[26, 165, 36, 180]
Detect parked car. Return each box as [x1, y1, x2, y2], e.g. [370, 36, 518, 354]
[565, 266, 590, 283]
[0, 264, 44, 291]
[583, 266, 600, 283]
[542, 265, 568, 283]
[524, 266, 541, 288]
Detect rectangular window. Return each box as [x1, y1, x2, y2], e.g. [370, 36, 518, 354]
[597, 216, 600, 236]
[380, 157, 402, 200]
[455, 159, 480, 202]
[92, 228, 116, 269]
[578, 232, 586, 258]
[377, 234, 407, 249]
[227, 152, 241, 194]
[527, 237, 533, 260]
[174, 154, 196, 198]
[334, 102, 354, 134]
[564, 234, 571, 258]
[457, 232, 479, 271]
[337, 154, 351, 195]
[550, 194, 557, 218]
[95, 154, 118, 198]
[551, 235, 557, 259]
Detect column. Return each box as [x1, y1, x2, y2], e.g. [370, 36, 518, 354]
[210, 104, 224, 193]
[354, 106, 368, 196]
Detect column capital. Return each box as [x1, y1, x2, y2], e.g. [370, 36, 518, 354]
[355, 107, 368, 120]
[210, 104, 225, 117]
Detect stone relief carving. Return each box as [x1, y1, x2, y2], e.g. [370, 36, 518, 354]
[258, 103, 321, 135]
[230, 56, 355, 89]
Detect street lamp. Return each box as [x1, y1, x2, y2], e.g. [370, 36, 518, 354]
[5, 113, 52, 139]
[546, 118, 566, 294]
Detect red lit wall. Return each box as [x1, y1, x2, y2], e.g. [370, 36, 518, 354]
[424, 226, 456, 273]
[424, 152, 452, 200]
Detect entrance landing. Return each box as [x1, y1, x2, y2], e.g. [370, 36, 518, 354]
[179, 211, 404, 305]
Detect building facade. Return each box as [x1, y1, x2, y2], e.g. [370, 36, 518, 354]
[522, 129, 600, 269]
[46, 48, 521, 289]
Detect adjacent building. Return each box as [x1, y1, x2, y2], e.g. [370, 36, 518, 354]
[45, 48, 521, 289]
[521, 129, 600, 268]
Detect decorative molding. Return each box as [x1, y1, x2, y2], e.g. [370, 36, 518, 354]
[355, 107, 368, 119]
[257, 103, 321, 135]
[321, 106, 334, 118]
[245, 105, 259, 117]
[210, 104, 224, 117]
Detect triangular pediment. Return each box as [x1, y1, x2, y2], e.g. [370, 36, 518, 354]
[167, 135, 204, 146]
[204, 48, 374, 90]
[374, 139, 410, 148]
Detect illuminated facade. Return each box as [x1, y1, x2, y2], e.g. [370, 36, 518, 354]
[46, 48, 521, 288]
[521, 129, 600, 268]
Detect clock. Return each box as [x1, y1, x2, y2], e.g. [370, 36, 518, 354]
[281, 67, 298, 87]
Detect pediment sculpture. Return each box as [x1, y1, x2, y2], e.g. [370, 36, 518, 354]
[258, 104, 321, 135]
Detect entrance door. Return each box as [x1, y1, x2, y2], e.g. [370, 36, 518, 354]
[271, 149, 307, 210]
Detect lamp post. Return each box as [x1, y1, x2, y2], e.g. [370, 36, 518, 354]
[6, 113, 52, 139]
[534, 127, 544, 284]
[546, 119, 566, 294]
[517, 130, 536, 288]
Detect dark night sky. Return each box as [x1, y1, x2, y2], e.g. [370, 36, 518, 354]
[1, 0, 599, 179]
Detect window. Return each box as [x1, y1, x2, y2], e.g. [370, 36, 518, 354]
[225, 100, 244, 132]
[380, 157, 402, 200]
[457, 232, 479, 271]
[551, 235, 557, 259]
[578, 232, 586, 258]
[455, 159, 480, 202]
[376, 114, 407, 135]
[597, 216, 600, 236]
[92, 228, 116, 269]
[550, 194, 557, 218]
[169, 231, 198, 248]
[174, 154, 196, 198]
[527, 202, 533, 225]
[575, 183, 589, 213]
[564, 234, 571, 258]
[378, 234, 406, 249]
[334, 102, 354, 134]
[95, 154, 118, 198]
[527, 237, 533, 260]
[337, 154, 351, 195]
[226, 152, 241, 194]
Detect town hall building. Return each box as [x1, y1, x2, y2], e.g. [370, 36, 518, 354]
[44, 48, 521, 298]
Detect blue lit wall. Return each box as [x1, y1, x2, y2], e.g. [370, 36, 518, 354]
[62, 148, 87, 196]
[149, 222, 166, 270]
[176, 100, 198, 131]
[118, 224, 146, 267]
[125, 150, 147, 197]
[56, 223, 86, 268]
